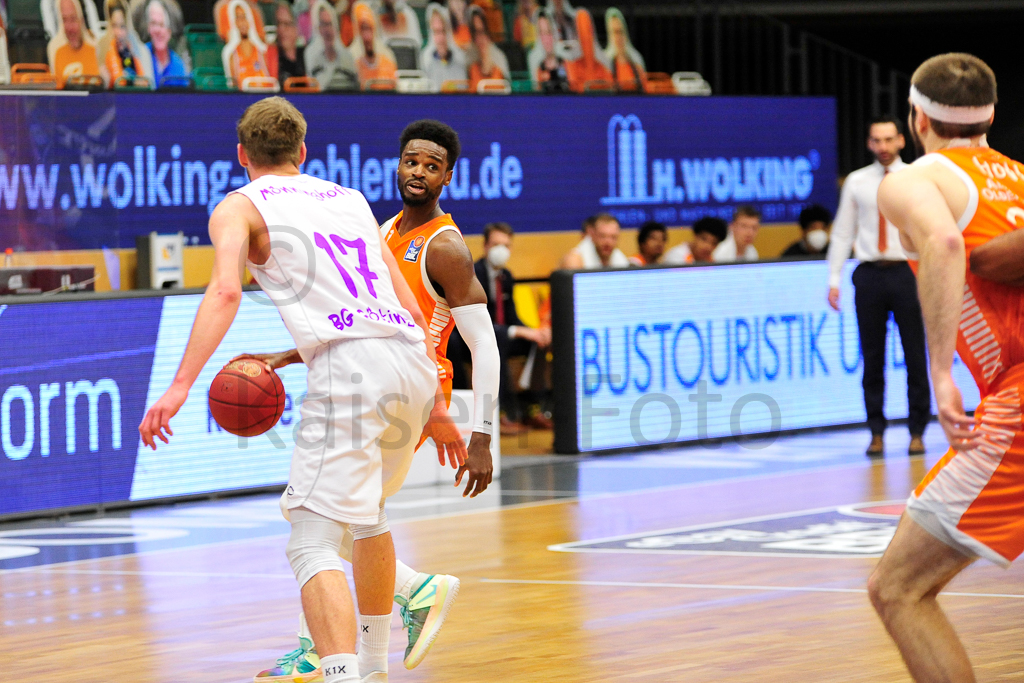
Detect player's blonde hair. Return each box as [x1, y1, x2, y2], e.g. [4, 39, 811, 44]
[911, 53, 996, 138]
[236, 96, 307, 168]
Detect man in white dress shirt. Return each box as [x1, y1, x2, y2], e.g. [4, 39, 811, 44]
[826, 116, 930, 457]
[712, 205, 760, 262]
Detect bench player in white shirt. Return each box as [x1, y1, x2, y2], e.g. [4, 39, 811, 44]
[139, 97, 467, 683]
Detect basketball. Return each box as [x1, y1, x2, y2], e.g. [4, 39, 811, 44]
[208, 359, 286, 437]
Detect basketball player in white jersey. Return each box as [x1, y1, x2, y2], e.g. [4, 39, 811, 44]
[139, 97, 467, 683]
[245, 120, 502, 683]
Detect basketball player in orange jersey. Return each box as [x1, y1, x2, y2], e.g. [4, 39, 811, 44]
[870, 53, 1024, 682]
[246, 120, 501, 683]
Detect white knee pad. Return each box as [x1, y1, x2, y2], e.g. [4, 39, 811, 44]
[286, 507, 349, 588]
[351, 501, 389, 541]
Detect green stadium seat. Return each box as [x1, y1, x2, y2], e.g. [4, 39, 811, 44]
[411, 3, 427, 48]
[185, 26, 226, 72]
[195, 73, 235, 91]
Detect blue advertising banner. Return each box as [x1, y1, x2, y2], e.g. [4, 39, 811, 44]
[0, 93, 836, 250]
[565, 260, 981, 453]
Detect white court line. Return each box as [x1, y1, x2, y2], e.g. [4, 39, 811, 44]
[34, 568, 293, 580]
[0, 457, 907, 576]
[479, 578, 1024, 600]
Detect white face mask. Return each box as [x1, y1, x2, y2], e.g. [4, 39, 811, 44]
[487, 244, 511, 268]
[806, 228, 829, 251]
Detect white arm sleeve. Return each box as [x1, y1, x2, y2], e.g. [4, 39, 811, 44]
[450, 303, 500, 436]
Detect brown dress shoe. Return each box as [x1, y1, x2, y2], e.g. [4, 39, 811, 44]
[866, 434, 884, 457]
[499, 415, 527, 436]
[909, 435, 926, 455]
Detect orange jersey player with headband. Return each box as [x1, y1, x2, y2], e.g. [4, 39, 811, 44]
[871, 53, 1024, 683]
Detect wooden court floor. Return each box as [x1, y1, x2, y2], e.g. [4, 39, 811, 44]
[2, 443, 1022, 682]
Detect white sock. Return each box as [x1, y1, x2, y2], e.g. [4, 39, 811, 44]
[357, 613, 391, 674]
[321, 653, 359, 683]
[394, 561, 423, 600]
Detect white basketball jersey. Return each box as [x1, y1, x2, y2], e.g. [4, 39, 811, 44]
[233, 174, 424, 362]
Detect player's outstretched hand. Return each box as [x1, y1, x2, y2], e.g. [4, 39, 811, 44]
[229, 349, 301, 370]
[456, 433, 493, 498]
[933, 373, 980, 451]
[139, 384, 189, 450]
[423, 403, 468, 469]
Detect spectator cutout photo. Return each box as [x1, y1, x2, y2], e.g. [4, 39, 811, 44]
[213, 0, 264, 43]
[222, 0, 272, 87]
[466, 4, 508, 91]
[421, 3, 467, 91]
[42, 0, 101, 40]
[99, 0, 154, 87]
[377, 0, 420, 42]
[564, 8, 611, 93]
[136, 0, 188, 87]
[528, 7, 568, 93]
[549, 0, 575, 41]
[48, 0, 101, 88]
[351, 0, 396, 88]
[604, 7, 646, 92]
[0, 3, 9, 84]
[304, 0, 357, 89]
[512, 0, 537, 50]
[267, 1, 305, 85]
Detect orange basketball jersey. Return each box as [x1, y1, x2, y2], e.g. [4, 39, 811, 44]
[381, 211, 461, 392]
[915, 146, 1024, 397]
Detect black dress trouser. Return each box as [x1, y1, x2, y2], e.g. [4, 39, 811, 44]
[851, 261, 931, 436]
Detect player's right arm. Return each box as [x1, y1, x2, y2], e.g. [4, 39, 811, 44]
[969, 229, 1024, 285]
[878, 168, 980, 451]
[139, 194, 253, 449]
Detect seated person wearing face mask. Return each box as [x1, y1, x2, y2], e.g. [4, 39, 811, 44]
[473, 222, 552, 433]
[782, 204, 832, 258]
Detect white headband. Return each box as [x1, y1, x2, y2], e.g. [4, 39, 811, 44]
[910, 85, 994, 125]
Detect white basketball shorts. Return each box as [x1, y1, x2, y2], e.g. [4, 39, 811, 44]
[283, 334, 437, 525]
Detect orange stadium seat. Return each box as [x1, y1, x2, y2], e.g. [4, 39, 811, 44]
[645, 72, 675, 94]
[283, 76, 320, 93]
[440, 79, 469, 92]
[240, 75, 280, 92]
[476, 77, 510, 94]
[10, 63, 56, 87]
[364, 78, 397, 91]
[583, 79, 615, 93]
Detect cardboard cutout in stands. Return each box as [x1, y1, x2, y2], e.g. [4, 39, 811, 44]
[465, 4, 506, 91]
[377, 0, 419, 43]
[446, 0, 469, 48]
[267, 1, 306, 84]
[0, 6, 9, 84]
[603, 7, 645, 92]
[421, 3, 465, 90]
[303, 0, 356, 89]
[98, 0, 154, 87]
[213, 0, 264, 43]
[512, 0, 537, 50]
[564, 8, 610, 93]
[41, 0, 100, 39]
[133, 0, 187, 86]
[350, 1, 395, 88]
[527, 7, 568, 92]
[222, 0, 271, 87]
[47, 0, 101, 87]
[549, 0, 575, 41]
[470, 0, 502, 40]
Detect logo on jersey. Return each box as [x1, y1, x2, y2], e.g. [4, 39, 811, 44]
[549, 502, 904, 558]
[404, 236, 426, 263]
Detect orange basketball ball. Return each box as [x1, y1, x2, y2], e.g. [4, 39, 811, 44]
[208, 360, 286, 437]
